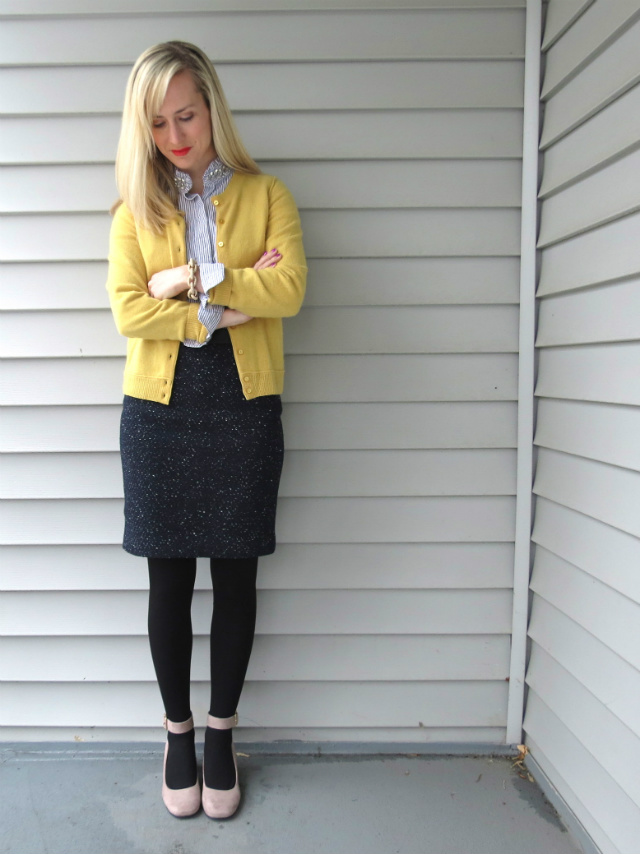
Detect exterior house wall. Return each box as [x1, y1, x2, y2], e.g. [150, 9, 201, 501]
[524, 2, 640, 852]
[0, 1, 526, 744]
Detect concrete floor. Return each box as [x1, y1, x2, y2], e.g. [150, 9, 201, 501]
[0, 745, 583, 854]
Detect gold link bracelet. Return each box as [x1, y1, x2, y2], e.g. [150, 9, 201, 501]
[187, 258, 199, 300]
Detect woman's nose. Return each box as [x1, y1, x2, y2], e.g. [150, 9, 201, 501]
[167, 122, 184, 145]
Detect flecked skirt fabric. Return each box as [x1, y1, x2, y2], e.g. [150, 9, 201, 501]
[119, 342, 284, 559]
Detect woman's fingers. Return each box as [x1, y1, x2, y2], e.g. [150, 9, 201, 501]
[253, 249, 282, 270]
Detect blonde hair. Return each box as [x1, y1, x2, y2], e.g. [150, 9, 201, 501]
[114, 40, 260, 232]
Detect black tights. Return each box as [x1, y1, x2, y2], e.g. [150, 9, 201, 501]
[147, 556, 258, 790]
[147, 556, 258, 720]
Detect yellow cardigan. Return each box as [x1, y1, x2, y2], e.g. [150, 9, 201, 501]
[106, 172, 307, 403]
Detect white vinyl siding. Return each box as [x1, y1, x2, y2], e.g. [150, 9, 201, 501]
[0, 2, 525, 746]
[524, 2, 640, 852]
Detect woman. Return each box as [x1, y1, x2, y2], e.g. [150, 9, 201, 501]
[106, 41, 306, 819]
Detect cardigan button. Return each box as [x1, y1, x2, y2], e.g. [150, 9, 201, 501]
[213, 199, 219, 206]
[218, 241, 224, 247]
[246, 387, 253, 394]
[237, 349, 244, 355]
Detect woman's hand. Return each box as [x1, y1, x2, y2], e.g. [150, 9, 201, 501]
[253, 249, 281, 271]
[218, 309, 253, 328]
[148, 265, 200, 300]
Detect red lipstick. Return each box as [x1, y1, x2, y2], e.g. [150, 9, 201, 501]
[171, 147, 191, 156]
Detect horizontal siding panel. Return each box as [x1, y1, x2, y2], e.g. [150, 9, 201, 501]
[0, 10, 525, 64]
[0, 496, 516, 545]
[0, 358, 123, 405]
[1, 355, 519, 405]
[0, 110, 525, 164]
[0, 542, 515, 591]
[539, 83, 640, 191]
[1, 306, 520, 358]
[0, 402, 518, 453]
[0, 310, 123, 358]
[541, 1, 640, 98]
[529, 597, 640, 735]
[541, 0, 593, 49]
[0, 213, 110, 262]
[0, 680, 509, 728]
[524, 707, 639, 854]
[534, 399, 640, 471]
[301, 200, 519, 255]
[302, 257, 520, 305]
[0, 62, 525, 114]
[535, 343, 640, 405]
[0, 635, 510, 682]
[0, 0, 527, 11]
[527, 645, 640, 798]
[0, 449, 517, 499]
[284, 355, 519, 403]
[535, 278, 640, 347]
[1, 165, 119, 213]
[532, 498, 640, 602]
[530, 547, 640, 669]
[1, 160, 523, 213]
[1, 590, 513, 636]
[366, 302, 485, 355]
[0, 405, 121, 452]
[540, 19, 640, 148]
[1, 209, 522, 261]
[537, 211, 640, 294]
[0, 257, 521, 311]
[533, 448, 640, 537]
[537, 148, 640, 246]
[283, 402, 517, 449]
[0, 262, 108, 310]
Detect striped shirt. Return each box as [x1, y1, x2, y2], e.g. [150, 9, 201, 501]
[176, 159, 233, 347]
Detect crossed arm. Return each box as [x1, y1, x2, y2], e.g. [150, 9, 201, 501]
[107, 179, 306, 342]
[146, 248, 282, 329]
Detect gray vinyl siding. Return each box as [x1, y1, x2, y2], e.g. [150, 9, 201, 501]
[523, 2, 640, 852]
[0, 2, 524, 744]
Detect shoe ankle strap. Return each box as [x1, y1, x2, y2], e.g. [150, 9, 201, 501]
[163, 714, 194, 734]
[207, 711, 238, 730]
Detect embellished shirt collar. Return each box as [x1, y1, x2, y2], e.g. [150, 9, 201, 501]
[174, 158, 233, 196]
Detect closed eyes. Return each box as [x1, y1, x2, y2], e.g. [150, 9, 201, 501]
[152, 115, 194, 129]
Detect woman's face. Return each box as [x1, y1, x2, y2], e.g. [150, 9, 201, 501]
[152, 70, 215, 182]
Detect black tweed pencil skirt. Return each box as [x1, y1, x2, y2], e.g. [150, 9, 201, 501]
[119, 339, 284, 559]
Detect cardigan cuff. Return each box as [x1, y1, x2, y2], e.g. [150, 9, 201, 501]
[184, 300, 208, 343]
[209, 273, 233, 307]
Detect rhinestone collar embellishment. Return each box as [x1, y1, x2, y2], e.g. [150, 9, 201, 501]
[174, 159, 231, 193]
